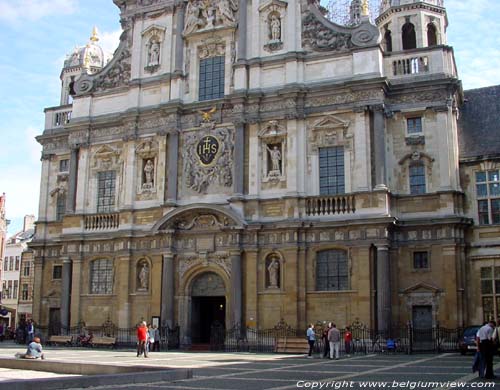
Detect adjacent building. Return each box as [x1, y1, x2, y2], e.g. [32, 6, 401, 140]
[30, 0, 498, 346]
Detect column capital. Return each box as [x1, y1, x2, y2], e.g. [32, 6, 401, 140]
[61, 256, 72, 264]
[376, 244, 390, 252]
[229, 249, 242, 258]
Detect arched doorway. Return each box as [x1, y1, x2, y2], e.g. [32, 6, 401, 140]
[190, 272, 226, 343]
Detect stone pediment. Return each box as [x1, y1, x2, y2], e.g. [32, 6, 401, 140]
[258, 0, 288, 13]
[311, 115, 350, 130]
[258, 120, 287, 138]
[141, 24, 166, 38]
[402, 282, 441, 295]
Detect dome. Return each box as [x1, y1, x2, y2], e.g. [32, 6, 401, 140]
[63, 27, 107, 74]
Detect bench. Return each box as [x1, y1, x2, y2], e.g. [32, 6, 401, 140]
[275, 337, 309, 354]
[48, 335, 73, 346]
[91, 336, 116, 348]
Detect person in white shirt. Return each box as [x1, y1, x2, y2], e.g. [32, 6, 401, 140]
[477, 320, 496, 379]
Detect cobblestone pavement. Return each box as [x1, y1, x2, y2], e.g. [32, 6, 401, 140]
[0, 343, 499, 389]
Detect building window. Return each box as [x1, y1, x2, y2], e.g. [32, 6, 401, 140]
[56, 193, 66, 221]
[59, 159, 69, 172]
[199, 56, 225, 101]
[9, 256, 13, 271]
[13, 280, 18, 299]
[409, 162, 426, 194]
[384, 29, 392, 52]
[3, 258, 6, 272]
[413, 251, 429, 269]
[480, 266, 500, 321]
[407, 117, 422, 134]
[319, 146, 345, 195]
[402, 21, 416, 50]
[21, 284, 29, 301]
[15, 256, 20, 271]
[427, 23, 438, 46]
[52, 265, 62, 280]
[316, 249, 349, 291]
[90, 259, 113, 295]
[476, 170, 500, 225]
[97, 171, 116, 213]
[23, 262, 30, 277]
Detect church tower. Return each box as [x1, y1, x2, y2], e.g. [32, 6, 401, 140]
[376, 0, 447, 52]
[59, 27, 108, 106]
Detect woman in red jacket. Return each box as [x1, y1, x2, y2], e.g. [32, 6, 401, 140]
[137, 321, 148, 358]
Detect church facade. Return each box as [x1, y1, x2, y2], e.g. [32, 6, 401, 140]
[31, 0, 497, 344]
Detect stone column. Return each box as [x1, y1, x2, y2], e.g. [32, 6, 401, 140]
[230, 250, 242, 326]
[237, 0, 247, 61]
[166, 131, 179, 203]
[32, 256, 44, 325]
[66, 147, 79, 213]
[70, 258, 82, 327]
[376, 245, 391, 334]
[161, 252, 175, 327]
[371, 106, 387, 189]
[234, 123, 245, 195]
[116, 254, 131, 329]
[60, 257, 72, 329]
[174, 3, 185, 74]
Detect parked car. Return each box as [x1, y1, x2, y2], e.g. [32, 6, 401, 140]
[459, 326, 481, 355]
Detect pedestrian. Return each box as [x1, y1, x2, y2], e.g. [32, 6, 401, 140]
[15, 336, 45, 360]
[477, 320, 495, 379]
[148, 324, 155, 354]
[344, 326, 352, 357]
[0, 323, 3, 342]
[306, 324, 315, 358]
[328, 323, 341, 359]
[26, 320, 34, 344]
[136, 321, 148, 358]
[153, 325, 160, 352]
[322, 323, 331, 358]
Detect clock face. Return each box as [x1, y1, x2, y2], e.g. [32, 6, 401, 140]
[196, 135, 220, 166]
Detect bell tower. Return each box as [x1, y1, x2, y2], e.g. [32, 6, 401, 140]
[59, 27, 108, 105]
[376, 0, 448, 52]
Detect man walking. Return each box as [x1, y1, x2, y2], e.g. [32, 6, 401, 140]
[328, 323, 341, 360]
[306, 324, 315, 358]
[136, 321, 148, 358]
[477, 320, 495, 379]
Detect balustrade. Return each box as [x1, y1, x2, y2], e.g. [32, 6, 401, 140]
[84, 213, 119, 231]
[305, 194, 356, 216]
[393, 56, 429, 76]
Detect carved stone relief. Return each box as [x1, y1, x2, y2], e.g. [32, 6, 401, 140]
[91, 145, 123, 171]
[307, 115, 352, 154]
[259, 121, 287, 184]
[302, 13, 352, 52]
[198, 35, 226, 59]
[184, 0, 238, 36]
[142, 25, 166, 73]
[182, 127, 234, 194]
[178, 256, 231, 281]
[135, 139, 159, 199]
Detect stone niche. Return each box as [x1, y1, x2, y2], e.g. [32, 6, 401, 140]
[259, 120, 287, 187]
[135, 139, 159, 200]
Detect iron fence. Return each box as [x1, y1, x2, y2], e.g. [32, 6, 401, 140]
[36, 320, 180, 350]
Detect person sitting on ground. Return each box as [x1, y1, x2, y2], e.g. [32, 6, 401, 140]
[15, 336, 45, 359]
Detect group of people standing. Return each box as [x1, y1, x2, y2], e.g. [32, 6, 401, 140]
[136, 321, 160, 358]
[306, 323, 353, 359]
[474, 320, 499, 379]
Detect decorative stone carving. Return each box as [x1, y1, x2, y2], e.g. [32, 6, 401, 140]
[191, 272, 226, 296]
[184, 0, 238, 35]
[176, 214, 229, 230]
[137, 260, 150, 291]
[259, 121, 287, 184]
[307, 115, 352, 153]
[91, 145, 122, 171]
[142, 25, 166, 73]
[405, 135, 425, 146]
[266, 254, 281, 289]
[198, 35, 226, 59]
[182, 127, 234, 193]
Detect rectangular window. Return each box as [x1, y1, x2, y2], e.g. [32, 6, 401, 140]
[481, 265, 500, 321]
[56, 193, 66, 221]
[199, 56, 225, 101]
[409, 163, 426, 194]
[97, 171, 116, 213]
[9, 256, 13, 271]
[413, 251, 429, 269]
[15, 256, 20, 271]
[23, 262, 30, 277]
[59, 159, 69, 172]
[52, 265, 62, 280]
[3, 258, 7, 272]
[476, 170, 500, 225]
[13, 280, 18, 299]
[90, 259, 113, 294]
[7, 280, 12, 299]
[21, 284, 28, 301]
[316, 250, 349, 291]
[407, 117, 422, 134]
[319, 146, 345, 195]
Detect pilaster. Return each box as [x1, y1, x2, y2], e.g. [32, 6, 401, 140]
[161, 251, 175, 327]
[60, 257, 72, 329]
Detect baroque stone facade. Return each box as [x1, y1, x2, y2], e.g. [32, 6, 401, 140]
[31, 0, 498, 344]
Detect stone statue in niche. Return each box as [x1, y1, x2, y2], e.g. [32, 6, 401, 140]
[270, 14, 281, 42]
[138, 262, 149, 290]
[148, 40, 160, 67]
[266, 144, 282, 177]
[267, 256, 280, 288]
[143, 159, 154, 189]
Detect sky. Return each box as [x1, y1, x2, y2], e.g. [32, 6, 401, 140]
[0, 0, 498, 236]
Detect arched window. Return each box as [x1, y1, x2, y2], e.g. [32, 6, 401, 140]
[427, 23, 438, 46]
[90, 259, 113, 294]
[384, 29, 393, 52]
[316, 249, 349, 291]
[402, 21, 416, 50]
